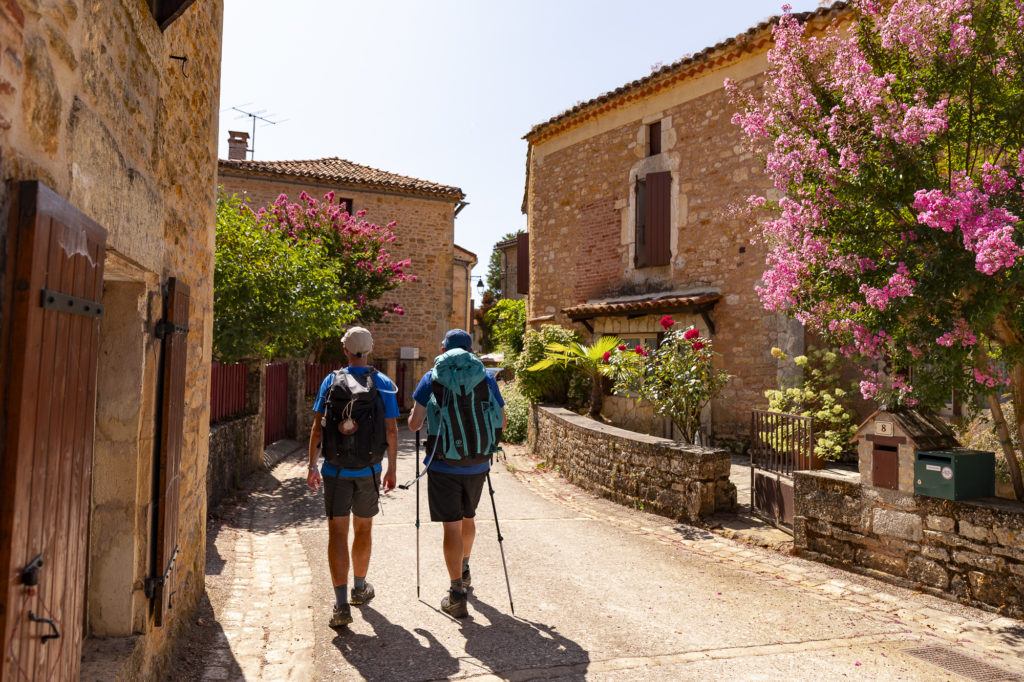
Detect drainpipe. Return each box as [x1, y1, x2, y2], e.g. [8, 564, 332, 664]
[454, 201, 468, 217]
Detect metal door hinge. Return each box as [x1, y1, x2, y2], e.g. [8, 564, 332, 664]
[155, 320, 189, 339]
[40, 289, 103, 318]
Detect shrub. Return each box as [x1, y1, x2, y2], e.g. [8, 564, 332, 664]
[487, 298, 526, 361]
[501, 381, 530, 444]
[513, 325, 581, 403]
[764, 346, 856, 461]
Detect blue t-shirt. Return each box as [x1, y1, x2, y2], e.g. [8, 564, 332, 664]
[413, 371, 504, 475]
[314, 366, 399, 478]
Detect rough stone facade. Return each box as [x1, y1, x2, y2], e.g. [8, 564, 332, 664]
[217, 165, 461, 388]
[529, 405, 736, 522]
[207, 361, 264, 511]
[521, 14, 853, 445]
[794, 470, 1024, 619]
[452, 244, 476, 331]
[0, 1, 223, 679]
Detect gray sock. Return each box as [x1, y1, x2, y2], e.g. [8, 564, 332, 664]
[354, 576, 366, 591]
[334, 584, 348, 606]
[462, 558, 470, 573]
[450, 578, 465, 594]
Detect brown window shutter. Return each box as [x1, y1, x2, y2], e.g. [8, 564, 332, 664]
[154, 278, 189, 626]
[644, 171, 671, 267]
[635, 178, 647, 268]
[516, 232, 529, 295]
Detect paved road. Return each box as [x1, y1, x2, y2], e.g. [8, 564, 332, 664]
[182, 431, 1024, 681]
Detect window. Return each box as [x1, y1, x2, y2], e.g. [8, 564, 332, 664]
[648, 121, 662, 156]
[147, 0, 197, 30]
[635, 171, 671, 268]
[339, 197, 355, 215]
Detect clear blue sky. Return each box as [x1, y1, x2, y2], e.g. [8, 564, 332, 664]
[217, 1, 823, 301]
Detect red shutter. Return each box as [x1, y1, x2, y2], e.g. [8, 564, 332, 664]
[644, 171, 671, 267]
[516, 232, 529, 295]
[0, 181, 106, 681]
[153, 278, 189, 626]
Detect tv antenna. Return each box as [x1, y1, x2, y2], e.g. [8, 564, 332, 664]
[230, 105, 288, 160]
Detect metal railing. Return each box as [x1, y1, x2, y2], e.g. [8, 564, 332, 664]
[209, 362, 248, 424]
[750, 409, 814, 476]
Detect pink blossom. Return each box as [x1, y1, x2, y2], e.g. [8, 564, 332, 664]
[935, 318, 977, 347]
[684, 328, 699, 340]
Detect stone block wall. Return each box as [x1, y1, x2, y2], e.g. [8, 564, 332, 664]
[217, 173, 457, 364]
[525, 53, 794, 445]
[529, 405, 736, 522]
[1, 1, 223, 679]
[794, 470, 1024, 618]
[207, 362, 265, 510]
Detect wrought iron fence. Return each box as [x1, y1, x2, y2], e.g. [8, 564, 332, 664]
[750, 409, 815, 475]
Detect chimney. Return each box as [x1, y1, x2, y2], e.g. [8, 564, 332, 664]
[227, 131, 249, 160]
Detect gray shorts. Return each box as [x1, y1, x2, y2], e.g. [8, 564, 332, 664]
[323, 471, 380, 519]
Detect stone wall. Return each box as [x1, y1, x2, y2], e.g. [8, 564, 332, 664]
[525, 48, 798, 445]
[217, 172, 458, 364]
[529, 405, 736, 522]
[1, 1, 223, 679]
[207, 362, 264, 510]
[794, 470, 1024, 618]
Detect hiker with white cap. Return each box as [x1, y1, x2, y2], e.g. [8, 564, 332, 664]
[307, 326, 399, 628]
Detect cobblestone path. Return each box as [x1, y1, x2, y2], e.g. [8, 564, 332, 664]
[178, 436, 1024, 681]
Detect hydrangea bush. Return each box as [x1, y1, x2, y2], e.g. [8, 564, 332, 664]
[728, 1, 1024, 497]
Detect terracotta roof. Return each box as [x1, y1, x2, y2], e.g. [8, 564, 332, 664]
[563, 292, 720, 319]
[454, 244, 477, 263]
[218, 157, 464, 201]
[524, 2, 848, 144]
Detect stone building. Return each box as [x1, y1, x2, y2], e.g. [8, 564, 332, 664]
[452, 244, 477, 332]
[495, 233, 527, 301]
[522, 5, 845, 444]
[217, 148, 466, 409]
[0, 1, 223, 680]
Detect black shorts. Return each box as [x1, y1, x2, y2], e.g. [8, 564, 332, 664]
[427, 470, 487, 523]
[323, 471, 380, 519]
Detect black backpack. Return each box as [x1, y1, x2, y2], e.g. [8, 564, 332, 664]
[321, 368, 387, 470]
[425, 349, 502, 466]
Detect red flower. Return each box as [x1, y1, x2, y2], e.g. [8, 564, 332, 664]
[618, 345, 627, 351]
[634, 345, 644, 354]
[639, 349, 648, 357]
[660, 315, 675, 330]
[684, 328, 699, 340]
[602, 351, 611, 362]
[692, 341, 706, 351]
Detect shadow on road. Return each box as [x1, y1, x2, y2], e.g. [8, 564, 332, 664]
[168, 591, 245, 682]
[331, 605, 461, 681]
[460, 592, 591, 681]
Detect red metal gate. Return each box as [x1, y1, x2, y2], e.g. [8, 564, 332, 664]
[0, 182, 106, 682]
[264, 363, 288, 446]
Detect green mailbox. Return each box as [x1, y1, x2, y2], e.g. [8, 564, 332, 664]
[914, 449, 994, 500]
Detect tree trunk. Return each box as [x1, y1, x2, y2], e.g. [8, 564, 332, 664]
[987, 394, 1024, 501]
[588, 373, 603, 418]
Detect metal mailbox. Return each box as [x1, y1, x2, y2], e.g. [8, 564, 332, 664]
[914, 449, 994, 500]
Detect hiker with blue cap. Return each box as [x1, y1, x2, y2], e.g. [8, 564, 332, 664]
[408, 328, 505, 618]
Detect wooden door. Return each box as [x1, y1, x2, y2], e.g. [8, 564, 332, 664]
[0, 181, 106, 682]
[152, 278, 189, 626]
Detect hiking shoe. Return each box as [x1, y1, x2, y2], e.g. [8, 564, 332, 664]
[441, 588, 469, 619]
[350, 582, 375, 605]
[461, 569, 472, 588]
[329, 602, 352, 628]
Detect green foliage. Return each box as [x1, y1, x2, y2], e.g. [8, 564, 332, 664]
[486, 298, 526, 360]
[513, 325, 581, 404]
[484, 230, 523, 298]
[764, 346, 857, 461]
[527, 335, 621, 417]
[501, 381, 530, 444]
[952, 397, 1019, 485]
[608, 324, 729, 444]
[214, 194, 355, 361]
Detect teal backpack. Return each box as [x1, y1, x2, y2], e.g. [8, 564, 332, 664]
[426, 348, 503, 465]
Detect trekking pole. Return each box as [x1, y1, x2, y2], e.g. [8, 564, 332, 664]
[415, 429, 421, 600]
[486, 471, 514, 615]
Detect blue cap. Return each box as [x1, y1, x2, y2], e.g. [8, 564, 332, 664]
[442, 329, 473, 351]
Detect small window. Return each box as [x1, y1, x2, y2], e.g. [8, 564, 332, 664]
[338, 197, 355, 215]
[148, 0, 197, 30]
[648, 121, 662, 156]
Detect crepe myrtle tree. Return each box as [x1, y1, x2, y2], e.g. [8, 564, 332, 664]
[214, 191, 413, 361]
[727, 1, 1024, 498]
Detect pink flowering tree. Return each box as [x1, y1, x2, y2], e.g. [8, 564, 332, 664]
[606, 317, 730, 444]
[728, 1, 1024, 497]
[214, 191, 413, 361]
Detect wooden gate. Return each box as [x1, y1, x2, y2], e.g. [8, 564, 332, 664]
[0, 182, 106, 682]
[264, 362, 288, 446]
[749, 410, 817, 531]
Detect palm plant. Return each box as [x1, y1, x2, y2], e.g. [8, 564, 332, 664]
[526, 336, 621, 418]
